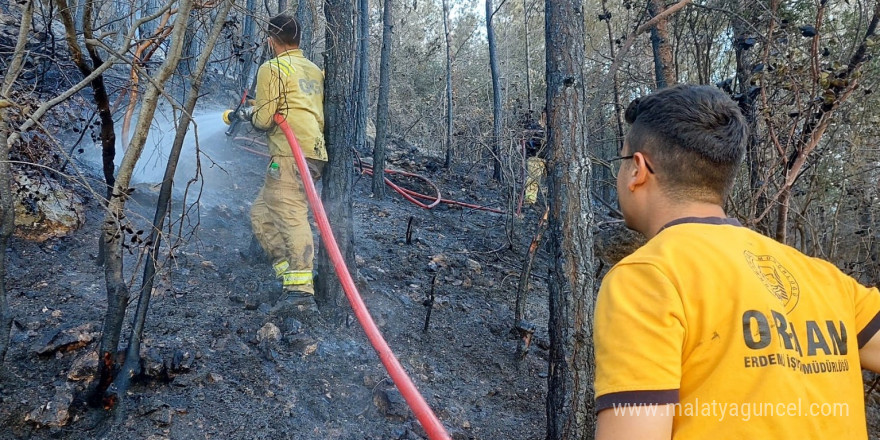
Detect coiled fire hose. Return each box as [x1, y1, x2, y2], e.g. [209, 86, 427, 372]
[273, 114, 452, 440]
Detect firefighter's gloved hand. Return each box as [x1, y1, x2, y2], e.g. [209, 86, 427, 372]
[237, 106, 255, 123]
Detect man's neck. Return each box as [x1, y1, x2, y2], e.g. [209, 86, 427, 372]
[642, 200, 727, 240]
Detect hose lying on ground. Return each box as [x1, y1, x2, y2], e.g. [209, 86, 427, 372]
[232, 135, 505, 215]
[274, 114, 452, 440]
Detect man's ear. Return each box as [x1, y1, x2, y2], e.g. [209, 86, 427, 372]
[626, 152, 652, 191]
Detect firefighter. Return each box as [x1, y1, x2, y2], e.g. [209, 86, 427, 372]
[245, 14, 326, 315]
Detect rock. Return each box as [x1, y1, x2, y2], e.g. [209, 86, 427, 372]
[242, 294, 259, 310]
[33, 323, 99, 356]
[286, 333, 318, 357]
[24, 384, 74, 427]
[67, 350, 98, 381]
[373, 388, 409, 421]
[428, 254, 448, 272]
[257, 323, 281, 342]
[142, 347, 167, 379]
[282, 318, 303, 335]
[13, 171, 84, 242]
[149, 407, 173, 426]
[170, 349, 194, 372]
[206, 372, 223, 383]
[465, 258, 481, 273]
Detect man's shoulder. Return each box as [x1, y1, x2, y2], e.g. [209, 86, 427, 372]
[290, 56, 322, 77]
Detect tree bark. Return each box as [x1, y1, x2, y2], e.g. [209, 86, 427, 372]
[316, 0, 357, 317]
[648, 0, 676, 88]
[296, 0, 315, 59]
[442, 0, 454, 168]
[545, 0, 595, 437]
[96, 0, 195, 407]
[0, 107, 14, 364]
[354, 0, 370, 154]
[372, 0, 393, 198]
[486, 0, 502, 181]
[57, 0, 117, 199]
[108, 0, 232, 404]
[522, 0, 532, 111]
[0, 0, 34, 364]
[240, 0, 258, 92]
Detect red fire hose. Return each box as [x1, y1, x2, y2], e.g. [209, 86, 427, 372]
[273, 114, 452, 440]
[232, 136, 505, 214]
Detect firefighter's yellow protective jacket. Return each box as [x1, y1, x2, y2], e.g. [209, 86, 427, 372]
[252, 49, 327, 161]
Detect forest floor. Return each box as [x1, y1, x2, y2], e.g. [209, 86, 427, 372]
[0, 109, 553, 439]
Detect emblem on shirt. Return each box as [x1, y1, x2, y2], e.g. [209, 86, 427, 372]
[744, 251, 800, 313]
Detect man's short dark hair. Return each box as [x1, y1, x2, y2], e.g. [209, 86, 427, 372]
[624, 84, 748, 203]
[268, 14, 301, 47]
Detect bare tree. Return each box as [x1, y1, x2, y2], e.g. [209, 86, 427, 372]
[96, 0, 195, 407]
[106, 0, 234, 404]
[486, 0, 502, 181]
[316, 0, 356, 315]
[354, 0, 369, 155]
[56, 0, 119, 199]
[296, 0, 315, 58]
[0, 0, 34, 363]
[442, 0, 454, 168]
[522, 0, 533, 111]
[648, 0, 676, 88]
[372, 0, 393, 198]
[544, 0, 594, 437]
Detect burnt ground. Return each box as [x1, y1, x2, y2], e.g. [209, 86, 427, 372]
[0, 120, 553, 439]
[6, 111, 880, 440]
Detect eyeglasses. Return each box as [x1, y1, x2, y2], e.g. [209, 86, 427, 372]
[608, 154, 655, 175]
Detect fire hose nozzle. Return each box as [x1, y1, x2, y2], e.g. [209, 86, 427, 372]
[222, 107, 254, 125]
[222, 109, 234, 125]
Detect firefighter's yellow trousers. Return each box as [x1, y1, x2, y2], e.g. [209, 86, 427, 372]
[251, 156, 324, 294]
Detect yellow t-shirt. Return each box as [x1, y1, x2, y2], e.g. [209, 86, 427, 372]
[594, 217, 880, 439]
[252, 49, 327, 161]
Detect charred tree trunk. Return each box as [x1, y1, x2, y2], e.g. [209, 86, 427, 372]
[442, 0, 454, 168]
[316, 0, 356, 317]
[522, 0, 532, 111]
[0, 0, 35, 365]
[108, 0, 232, 404]
[647, 0, 675, 88]
[96, 0, 194, 407]
[296, 0, 315, 59]
[240, 0, 258, 92]
[0, 108, 14, 364]
[545, 0, 595, 437]
[486, 0, 502, 181]
[58, 0, 118, 199]
[354, 0, 369, 154]
[372, 0, 393, 198]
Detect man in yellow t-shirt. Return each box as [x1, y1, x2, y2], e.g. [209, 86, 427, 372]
[595, 84, 880, 439]
[247, 14, 326, 315]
